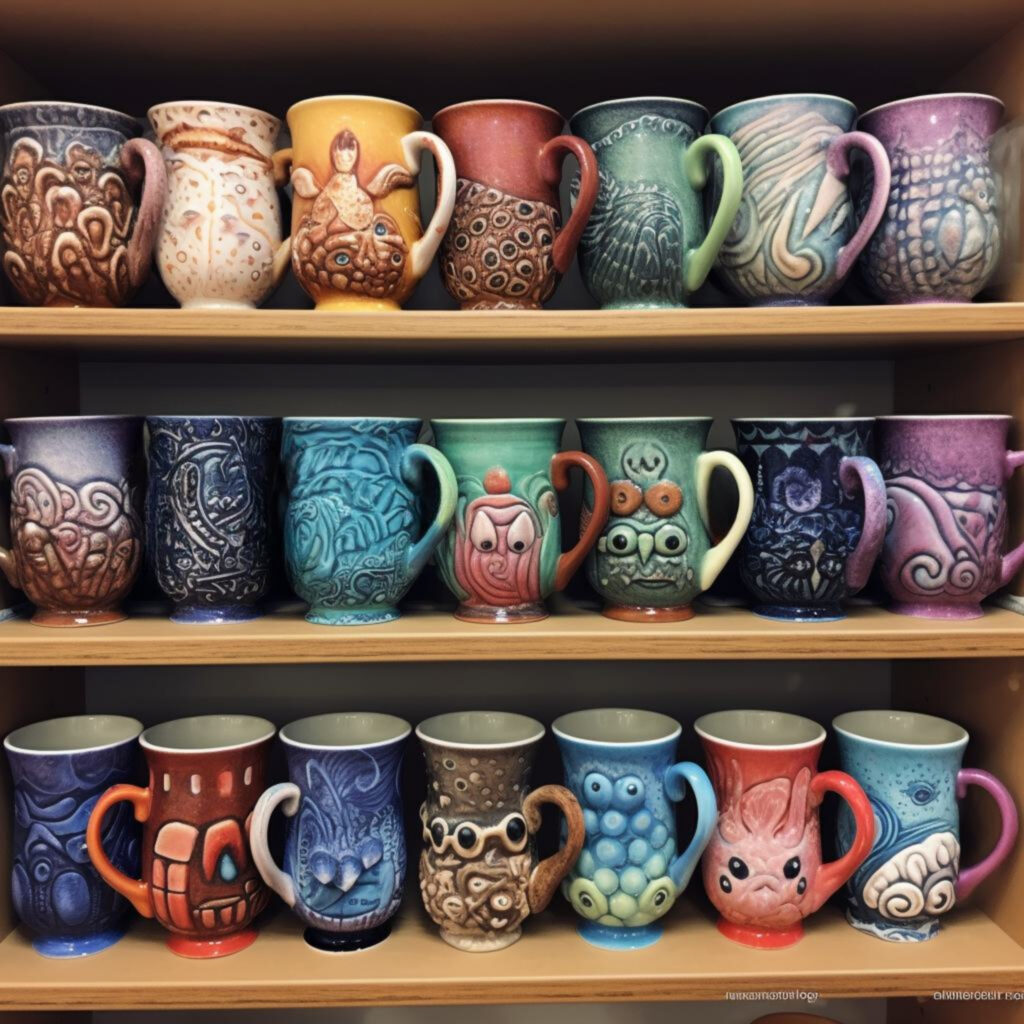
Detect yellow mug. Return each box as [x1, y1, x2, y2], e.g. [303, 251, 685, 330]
[274, 95, 455, 311]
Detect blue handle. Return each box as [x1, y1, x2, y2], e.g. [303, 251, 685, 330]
[663, 760, 717, 891]
[401, 443, 458, 579]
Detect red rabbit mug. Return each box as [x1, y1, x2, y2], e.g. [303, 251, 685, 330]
[86, 714, 274, 958]
[695, 710, 874, 949]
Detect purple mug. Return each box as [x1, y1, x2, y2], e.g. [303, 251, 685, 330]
[877, 415, 1024, 618]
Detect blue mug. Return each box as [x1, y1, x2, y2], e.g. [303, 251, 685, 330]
[250, 712, 410, 952]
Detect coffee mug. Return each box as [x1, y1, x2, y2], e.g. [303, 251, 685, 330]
[433, 99, 598, 309]
[834, 710, 1017, 942]
[569, 97, 741, 309]
[5, 715, 142, 957]
[553, 708, 717, 950]
[0, 415, 144, 627]
[732, 418, 887, 620]
[696, 710, 874, 948]
[857, 93, 1003, 303]
[431, 418, 610, 623]
[709, 94, 890, 305]
[281, 417, 457, 625]
[87, 714, 274, 958]
[577, 417, 753, 621]
[876, 415, 1024, 618]
[417, 711, 584, 952]
[0, 101, 165, 306]
[274, 95, 455, 310]
[148, 102, 288, 308]
[251, 712, 410, 952]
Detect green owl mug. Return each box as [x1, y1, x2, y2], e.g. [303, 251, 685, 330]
[577, 418, 754, 621]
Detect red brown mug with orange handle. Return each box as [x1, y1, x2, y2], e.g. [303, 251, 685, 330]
[86, 715, 274, 959]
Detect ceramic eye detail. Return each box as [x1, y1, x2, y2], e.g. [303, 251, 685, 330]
[612, 775, 645, 813]
[568, 877, 608, 921]
[505, 814, 528, 848]
[429, 818, 447, 850]
[719, 874, 732, 893]
[728, 856, 749, 879]
[610, 480, 644, 516]
[583, 772, 614, 811]
[506, 512, 536, 553]
[455, 824, 480, 853]
[654, 523, 687, 556]
[637, 876, 677, 917]
[783, 856, 801, 879]
[469, 510, 499, 552]
[904, 782, 937, 806]
[644, 481, 683, 517]
[603, 524, 639, 556]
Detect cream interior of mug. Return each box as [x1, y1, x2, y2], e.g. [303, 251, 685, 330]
[695, 709, 824, 748]
[553, 707, 681, 744]
[282, 712, 411, 749]
[417, 710, 544, 748]
[142, 714, 274, 752]
[833, 709, 967, 746]
[4, 714, 142, 754]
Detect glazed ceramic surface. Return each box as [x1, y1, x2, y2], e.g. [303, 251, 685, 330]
[145, 416, 280, 623]
[281, 417, 456, 625]
[696, 710, 874, 948]
[433, 100, 598, 309]
[0, 102, 165, 306]
[148, 102, 286, 309]
[554, 708, 716, 950]
[876, 415, 1024, 618]
[0, 416, 144, 626]
[417, 711, 584, 952]
[5, 715, 142, 957]
[431, 419, 610, 623]
[733, 418, 887, 620]
[709, 94, 890, 306]
[570, 97, 741, 309]
[251, 713, 410, 952]
[277, 95, 455, 310]
[857, 94, 1003, 303]
[86, 715, 274, 958]
[577, 418, 753, 621]
[834, 710, 1018, 942]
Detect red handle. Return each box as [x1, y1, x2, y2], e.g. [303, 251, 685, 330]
[551, 451, 610, 591]
[119, 138, 167, 289]
[537, 135, 598, 274]
[810, 770, 874, 911]
[86, 783, 154, 918]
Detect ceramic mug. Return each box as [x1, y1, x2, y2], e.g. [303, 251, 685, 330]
[553, 708, 717, 950]
[834, 710, 1018, 942]
[709, 94, 890, 306]
[87, 714, 274, 958]
[417, 711, 584, 952]
[431, 418, 610, 623]
[857, 93, 1003, 303]
[148, 102, 288, 308]
[696, 710, 874, 948]
[433, 99, 598, 309]
[0, 415, 144, 627]
[577, 417, 753, 621]
[0, 101, 165, 306]
[876, 415, 1024, 619]
[281, 417, 457, 625]
[732, 418, 887, 621]
[569, 97, 742, 309]
[5, 715, 142, 957]
[251, 712, 410, 952]
[274, 95, 455, 311]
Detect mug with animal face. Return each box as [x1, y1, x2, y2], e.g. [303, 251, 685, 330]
[86, 715, 274, 958]
[577, 418, 754, 621]
[0, 101, 165, 306]
[431, 419, 610, 623]
[274, 95, 456, 310]
[417, 711, 585, 952]
[251, 713, 410, 952]
[733, 418, 887, 621]
[553, 708, 717, 950]
[696, 710, 875, 948]
[834, 710, 1017, 942]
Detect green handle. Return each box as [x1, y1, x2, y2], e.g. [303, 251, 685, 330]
[682, 133, 743, 294]
[402, 443, 458, 579]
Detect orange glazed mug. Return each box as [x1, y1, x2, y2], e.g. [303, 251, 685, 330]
[86, 715, 274, 958]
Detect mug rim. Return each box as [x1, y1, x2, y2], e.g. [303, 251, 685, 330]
[833, 709, 969, 748]
[0, 100, 139, 124]
[279, 712, 411, 751]
[286, 95, 422, 121]
[416, 710, 545, 750]
[433, 98, 563, 121]
[140, 714, 275, 754]
[552, 707, 682, 746]
[876, 414, 1011, 421]
[571, 96, 710, 120]
[732, 416, 875, 422]
[859, 93, 1004, 122]
[4, 414, 142, 426]
[430, 417, 565, 426]
[694, 709, 826, 750]
[146, 414, 278, 422]
[5, 714, 143, 755]
[577, 416, 713, 425]
[147, 100, 281, 125]
[711, 93, 856, 122]
[282, 415, 420, 424]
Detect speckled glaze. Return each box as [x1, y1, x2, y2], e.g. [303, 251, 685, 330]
[857, 94, 1003, 303]
[834, 710, 1018, 942]
[876, 416, 1024, 619]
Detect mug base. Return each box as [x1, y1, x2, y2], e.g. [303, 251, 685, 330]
[753, 603, 844, 622]
[306, 606, 400, 626]
[600, 300, 687, 311]
[717, 916, 803, 948]
[171, 604, 262, 625]
[314, 297, 401, 312]
[166, 929, 258, 959]
[845, 908, 940, 942]
[439, 925, 522, 952]
[603, 603, 695, 623]
[577, 920, 663, 950]
[459, 298, 543, 311]
[303, 921, 392, 953]
[32, 925, 127, 958]
[180, 298, 257, 310]
[748, 297, 829, 307]
[889, 601, 984, 620]
[31, 608, 125, 628]
[455, 602, 547, 624]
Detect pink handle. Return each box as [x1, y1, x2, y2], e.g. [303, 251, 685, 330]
[828, 130, 891, 280]
[839, 455, 887, 592]
[119, 137, 168, 289]
[1000, 450, 1024, 586]
[538, 135, 598, 275]
[955, 768, 1018, 901]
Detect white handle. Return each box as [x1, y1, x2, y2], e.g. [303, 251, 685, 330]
[696, 449, 754, 592]
[401, 130, 456, 278]
[250, 782, 301, 908]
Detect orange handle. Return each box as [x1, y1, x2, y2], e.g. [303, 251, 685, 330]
[537, 135, 599, 275]
[86, 783, 154, 918]
[523, 784, 585, 914]
[810, 770, 875, 911]
[552, 451, 610, 591]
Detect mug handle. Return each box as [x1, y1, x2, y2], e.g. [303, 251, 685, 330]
[663, 761, 717, 891]
[250, 782, 301, 908]
[829, 131, 891, 280]
[401, 131, 457, 278]
[270, 147, 295, 288]
[696, 450, 754, 591]
[523, 784, 585, 914]
[120, 138, 168, 290]
[85, 783, 154, 918]
[955, 768, 1019, 901]
[551, 451, 610, 590]
[999, 450, 1024, 585]
[681, 134, 742, 294]
[839, 455, 888, 592]
[0, 444, 18, 588]
[808, 770, 875, 910]
[538, 135, 599, 274]
[401, 442, 458, 579]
